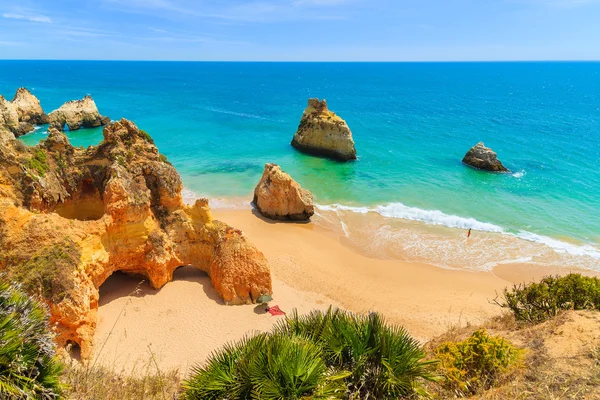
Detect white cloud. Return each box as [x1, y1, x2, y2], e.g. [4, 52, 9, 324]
[2, 13, 52, 23]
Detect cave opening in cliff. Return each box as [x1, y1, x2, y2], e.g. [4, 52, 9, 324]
[54, 179, 105, 221]
[66, 340, 81, 361]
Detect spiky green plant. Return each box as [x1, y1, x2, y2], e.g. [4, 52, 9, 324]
[0, 280, 65, 399]
[183, 307, 437, 400]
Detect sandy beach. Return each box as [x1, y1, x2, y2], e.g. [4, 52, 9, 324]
[93, 208, 595, 375]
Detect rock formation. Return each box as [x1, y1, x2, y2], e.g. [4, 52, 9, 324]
[12, 88, 49, 126]
[0, 95, 20, 136]
[291, 98, 357, 161]
[462, 142, 509, 172]
[0, 119, 272, 360]
[48, 95, 110, 131]
[253, 163, 314, 221]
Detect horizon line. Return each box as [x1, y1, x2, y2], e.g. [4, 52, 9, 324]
[1, 59, 600, 63]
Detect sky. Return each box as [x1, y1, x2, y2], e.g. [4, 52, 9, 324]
[1, 0, 600, 61]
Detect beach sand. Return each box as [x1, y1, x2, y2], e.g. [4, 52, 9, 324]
[92, 209, 595, 375]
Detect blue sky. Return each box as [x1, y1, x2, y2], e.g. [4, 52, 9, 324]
[1, 0, 599, 61]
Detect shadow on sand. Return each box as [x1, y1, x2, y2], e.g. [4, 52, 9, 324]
[98, 266, 223, 308]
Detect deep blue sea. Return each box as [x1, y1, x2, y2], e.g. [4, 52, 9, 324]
[1, 61, 598, 271]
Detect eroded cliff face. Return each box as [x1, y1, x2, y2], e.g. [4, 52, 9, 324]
[12, 87, 49, 125]
[291, 98, 357, 161]
[48, 95, 110, 131]
[0, 88, 48, 137]
[0, 119, 272, 359]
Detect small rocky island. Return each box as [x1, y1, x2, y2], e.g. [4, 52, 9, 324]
[253, 163, 314, 221]
[462, 142, 509, 172]
[291, 98, 357, 161]
[49, 95, 110, 131]
[0, 118, 272, 359]
[1, 88, 50, 137]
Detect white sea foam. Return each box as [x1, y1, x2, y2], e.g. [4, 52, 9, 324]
[513, 231, 600, 260]
[316, 202, 600, 264]
[512, 169, 526, 179]
[317, 203, 504, 233]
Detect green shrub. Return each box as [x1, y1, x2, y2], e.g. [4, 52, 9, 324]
[0, 280, 65, 399]
[497, 274, 600, 323]
[158, 154, 171, 165]
[28, 148, 49, 176]
[8, 239, 80, 302]
[139, 130, 154, 144]
[183, 307, 437, 399]
[435, 329, 523, 397]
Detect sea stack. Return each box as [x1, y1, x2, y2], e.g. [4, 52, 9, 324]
[253, 163, 314, 221]
[12, 88, 49, 126]
[291, 98, 357, 161]
[462, 142, 509, 172]
[0, 118, 272, 359]
[48, 95, 110, 131]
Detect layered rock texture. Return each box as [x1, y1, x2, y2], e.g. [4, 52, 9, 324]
[253, 163, 314, 221]
[12, 88, 49, 126]
[0, 119, 272, 359]
[291, 98, 357, 161]
[0, 89, 50, 137]
[49, 95, 110, 131]
[462, 142, 509, 172]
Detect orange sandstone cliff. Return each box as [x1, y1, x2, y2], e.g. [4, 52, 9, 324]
[0, 119, 272, 359]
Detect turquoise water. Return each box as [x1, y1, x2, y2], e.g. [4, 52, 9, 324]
[1, 61, 599, 268]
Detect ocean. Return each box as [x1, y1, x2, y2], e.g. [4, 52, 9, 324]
[1, 61, 599, 271]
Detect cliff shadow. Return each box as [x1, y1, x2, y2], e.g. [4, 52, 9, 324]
[98, 272, 157, 307]
[250, 206, 312, 225]
[98, 267, 222, 307]
[172, 265, 224, 305]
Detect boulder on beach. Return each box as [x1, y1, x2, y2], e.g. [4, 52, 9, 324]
[12, 87, 49, 126]
[48, 95, 110, 131]
[253, 163, 314, 221]
[291, 98, 357, 161]
[462, 142, 508, 172]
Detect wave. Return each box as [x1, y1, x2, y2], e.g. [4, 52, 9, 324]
[317, 203, 505, 233]
[181, 187, 251, 209]
[513, 231, 600, 261]
[316, 202, 600, 262]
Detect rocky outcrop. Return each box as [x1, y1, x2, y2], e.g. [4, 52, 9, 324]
[462, 142, 508, 172]
[291, 98, 357, 161]
[12, 88, 49, 126]
[0, 96, 20, 136]
[0, 119, 272, 360]
[48, 95, 110, 131]
[253, 163, 314, 221]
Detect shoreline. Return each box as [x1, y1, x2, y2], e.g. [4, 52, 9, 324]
[93, 208, 597, 375]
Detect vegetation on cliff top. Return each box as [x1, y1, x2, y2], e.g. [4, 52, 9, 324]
[0, 280, 65, 399]
[7, 239, 79, 302]
[496, 273, 600, 323]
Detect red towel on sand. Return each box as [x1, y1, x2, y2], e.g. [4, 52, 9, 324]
[268, 305, 286, 316]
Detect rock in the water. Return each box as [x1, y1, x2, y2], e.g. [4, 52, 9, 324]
[48, 95, 110, 131]
[12, 88, 49, 125]
[462, 142, 509, 172]
[0, 118, 272, 360]
[253, 163, 314, 221]
[0, 96, 20, 136]
[291, 98, 357, 161]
